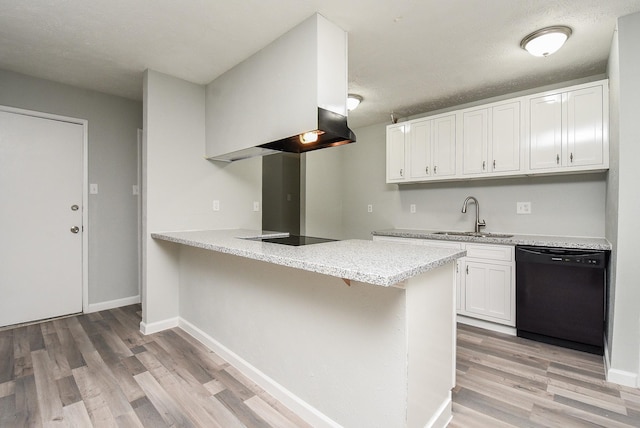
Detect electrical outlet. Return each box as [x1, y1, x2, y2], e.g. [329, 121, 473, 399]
[253, 201, 260, 212]
[410, 204, 416, 214]
[90, 183, 98, 194]
[213, 200, 220, 211]
[367, 204, 373, 213]
[517, 202, 531, 215]
[132, 185, 139, 195]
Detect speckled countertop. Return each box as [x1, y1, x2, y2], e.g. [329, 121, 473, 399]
[373, 229, 612, 251]
[151, 229, 466, 287]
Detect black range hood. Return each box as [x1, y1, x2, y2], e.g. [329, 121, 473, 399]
[259, 108, 356, 154]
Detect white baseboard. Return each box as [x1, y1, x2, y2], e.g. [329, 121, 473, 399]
[606, 368, 638, 388]
[178, 317, 341, 428]
[139, 316, 179, 335]
[604, 336, 639, 388]
[424, 392, 452, 428]
[85, 295, 140, 313]
[457, 315, 516, 336]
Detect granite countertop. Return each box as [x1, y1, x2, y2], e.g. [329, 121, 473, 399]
[151, 229, 466, 287]
[373, 229, 612, 251]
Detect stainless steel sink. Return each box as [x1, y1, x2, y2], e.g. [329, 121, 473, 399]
[433, 231, 513, 238]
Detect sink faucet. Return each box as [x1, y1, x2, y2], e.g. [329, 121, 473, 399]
[461, 196, 486, 233]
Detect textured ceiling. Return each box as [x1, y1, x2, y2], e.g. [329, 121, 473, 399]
[1, 0, 640, 128]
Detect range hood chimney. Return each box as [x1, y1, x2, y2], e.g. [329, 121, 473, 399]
[205, 13, 355, 162]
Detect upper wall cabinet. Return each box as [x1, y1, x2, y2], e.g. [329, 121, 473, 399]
[386, 79, 608, 184]
[386, 123, 407, 182]
[462, 101, 521, 177]
[386, 114, 456, 183]
[529, 84, 607, 173]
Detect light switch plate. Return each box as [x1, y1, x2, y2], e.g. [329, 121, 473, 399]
[253, 201, 260, 212]
[90, 183, 98, 194]
[132, 185, 139, 196]
[517, 202, 531, 214]
[410, 204, 416, 214]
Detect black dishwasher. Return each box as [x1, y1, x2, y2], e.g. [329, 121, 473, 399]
[516, 246, 608, 355]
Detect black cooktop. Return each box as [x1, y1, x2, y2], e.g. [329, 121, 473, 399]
[254, 235, 337, 246]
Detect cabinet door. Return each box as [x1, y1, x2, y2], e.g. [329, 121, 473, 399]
[567, 86, 603, 167]
[491, 101, 521, 173]
[462, 109, 489, 175]
[464, 261, 512, 322]
[432, 115, 456, 177]
[529, 94, 562, 170]
[409, 119, 432, 179]
[387, 124, 406, 181]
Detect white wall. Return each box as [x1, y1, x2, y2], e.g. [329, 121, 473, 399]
[606, 12, 640, 386]
[142, 70, 261, 330]
[0, 69, 141, 307]
[338, 122, 607, 240]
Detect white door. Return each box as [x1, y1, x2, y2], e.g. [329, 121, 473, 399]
[432, 115, 456, 177]
[0, 110, 84, 327]
[386, 124, 406, 182]
[462, 109, 488, 175]
[567, 86, 604, 167]
[409, 119, 431, 179]
[529, 94, 563, 170]
[491, 101, 521, 173]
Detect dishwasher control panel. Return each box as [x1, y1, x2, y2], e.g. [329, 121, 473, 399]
[516, 246, 607, 268]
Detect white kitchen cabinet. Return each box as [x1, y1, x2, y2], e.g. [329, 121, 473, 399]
[387, 114, 456, 183]
[529, 82, 607, 172]
[462, 101, 521, 176]
[410, 115, 456, 180]
[386, 79, 607, 183]
[409, 119, 431, 180]
[386, 123, 407, 182]
[463, 261, 513, 322]
[462, 109, 489, 175]
[373, 236, 515, 327]
[461, 243, 514, 325]
[567, 86, 605, 167]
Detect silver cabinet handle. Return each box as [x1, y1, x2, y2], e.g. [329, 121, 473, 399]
[466, 265, 469, 274]
[570, 153, 574, 163]
[400, 168, 403, 177]
[425, 166, 429, 175]
[482, 160, 486, 170]
[70, 226, 80, 234]
[556, 154, 560, 164]
[456, 262, 459, 273]
[493, 160, 496, 169]
[434, 165, 438, 174]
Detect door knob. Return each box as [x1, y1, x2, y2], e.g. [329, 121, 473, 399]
[71, 205, 79, 211]
[70, 226, 80, 234]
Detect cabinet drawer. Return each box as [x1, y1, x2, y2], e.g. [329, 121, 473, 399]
[465, 244, 513, 262]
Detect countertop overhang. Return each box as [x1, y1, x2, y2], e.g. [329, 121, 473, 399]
[151, 229, 466, 287]
[373, 229, 612, 251]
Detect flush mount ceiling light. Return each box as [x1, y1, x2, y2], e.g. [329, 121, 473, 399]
[520, 26, 572, 57]
[347, 94, 363, 111]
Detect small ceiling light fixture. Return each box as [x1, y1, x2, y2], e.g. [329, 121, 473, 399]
[520, 26, 572, 57]
[347, 94, 363, 111]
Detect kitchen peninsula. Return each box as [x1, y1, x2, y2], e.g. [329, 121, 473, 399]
[152, 229, 466, 428]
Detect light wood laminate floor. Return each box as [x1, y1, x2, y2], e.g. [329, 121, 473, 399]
[0, 305, 310, 427]
[451, 323, 640, 427]
[1, 305, 639, 427]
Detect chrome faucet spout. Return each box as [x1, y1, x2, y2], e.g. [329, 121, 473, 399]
[461, 196, 486, 233]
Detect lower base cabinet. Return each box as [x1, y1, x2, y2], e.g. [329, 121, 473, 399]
[374, 236, 515, 327]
